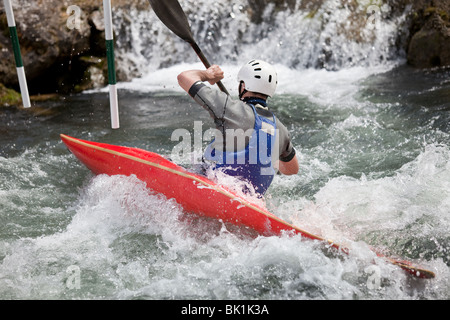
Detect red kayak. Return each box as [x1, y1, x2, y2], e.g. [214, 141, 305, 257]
[60, 134, 435, 279]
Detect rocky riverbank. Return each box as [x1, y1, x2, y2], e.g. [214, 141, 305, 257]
[1, 0, 449, 107]
[407, 0, 450, 68]
[1, 0, 145, 104]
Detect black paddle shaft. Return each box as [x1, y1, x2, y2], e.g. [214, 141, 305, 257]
[148, 0, 229, 95]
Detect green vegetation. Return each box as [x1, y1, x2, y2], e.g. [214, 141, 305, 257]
[0, 83, 21, 107]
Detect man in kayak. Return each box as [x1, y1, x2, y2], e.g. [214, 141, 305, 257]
[177, 60, 299, 196]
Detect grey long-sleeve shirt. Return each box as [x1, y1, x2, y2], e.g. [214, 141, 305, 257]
[189, 81, 296, 162]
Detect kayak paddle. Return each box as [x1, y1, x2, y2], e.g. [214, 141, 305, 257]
[147, 0, 229, 95]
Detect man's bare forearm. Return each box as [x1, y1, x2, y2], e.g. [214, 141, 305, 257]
[178, 65, 224, 92]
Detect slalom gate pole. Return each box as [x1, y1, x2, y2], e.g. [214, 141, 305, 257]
[103, 0, 119, 129]
[3, 0, 31, 108]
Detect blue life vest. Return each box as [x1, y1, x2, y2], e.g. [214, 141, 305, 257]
[203, 99, 277, 196]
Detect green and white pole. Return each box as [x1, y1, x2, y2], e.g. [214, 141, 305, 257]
[3, 0, 30, 108]
[103, 0, 119, 129]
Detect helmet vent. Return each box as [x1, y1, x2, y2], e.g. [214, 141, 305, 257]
[254, 68, 261, 71]
[254, 75, 261, 79]
[268, 75, 272, 83]
[252, 62, 260, 66]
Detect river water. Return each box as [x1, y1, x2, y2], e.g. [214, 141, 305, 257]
[1, 0, 450, 301]
[1, 63, 449, 300]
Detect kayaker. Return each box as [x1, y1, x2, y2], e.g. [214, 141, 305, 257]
[177, 59, 299, 196]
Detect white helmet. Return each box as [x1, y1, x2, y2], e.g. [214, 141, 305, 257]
[237, 59, 278, 97]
